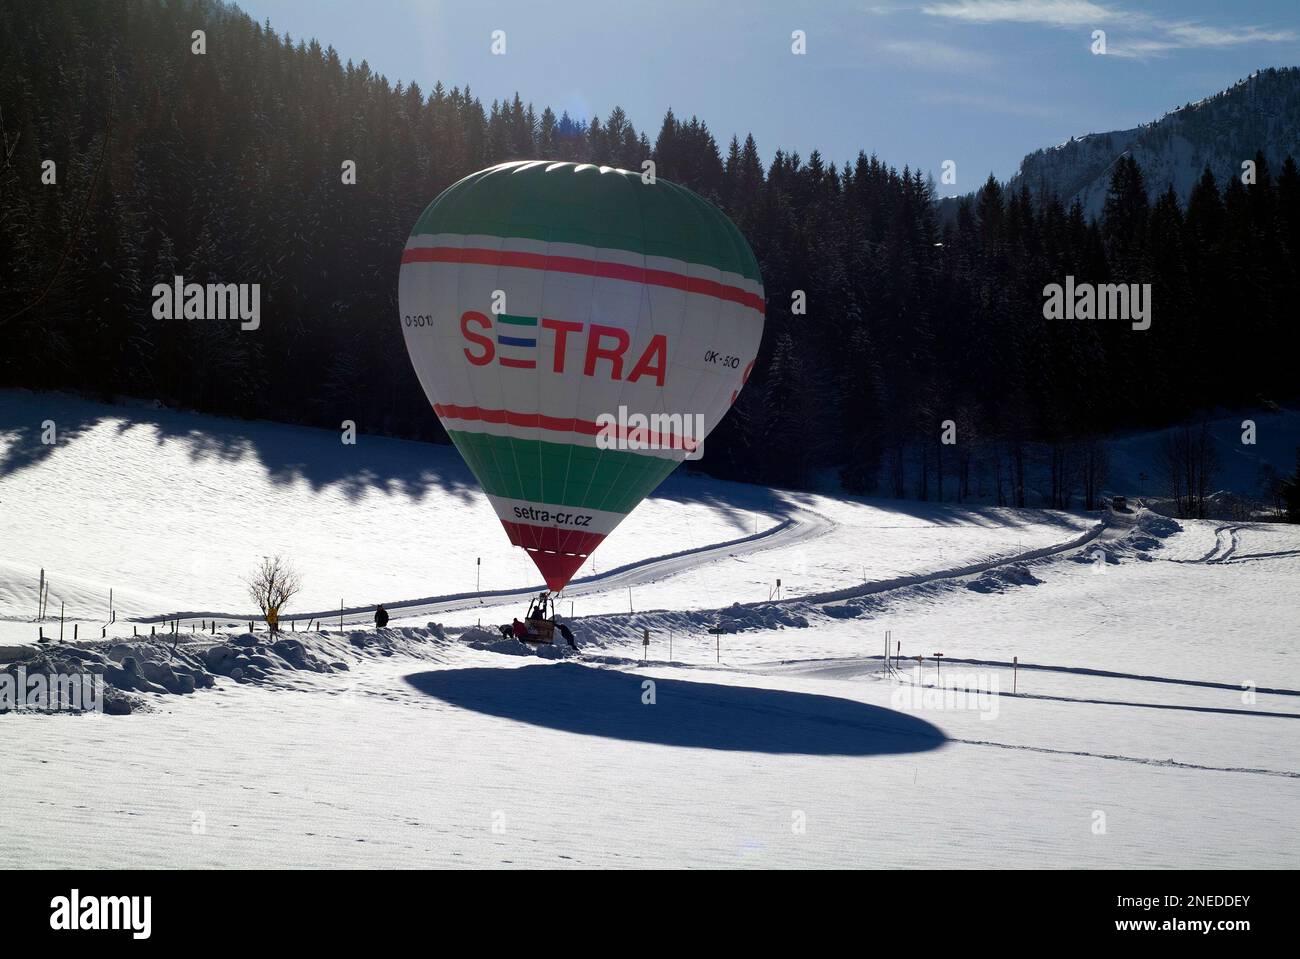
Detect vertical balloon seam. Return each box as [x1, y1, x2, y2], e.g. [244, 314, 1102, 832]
[657, 179, 712, 463]
[592, 174, 712, 528]
[645, 177, 703, 459]
[657, 177, 720, 474]
[432, 196, 478, 483]
[577, 166, 658, 541]
[486, 167, 533, 561]
[411, 171, 508, 526]
[571, 165, 649, 558]
[439, 179, 500, 514]
[682, 181, 753, 455]
[638, 168, 676, 454]
[544, 167, 581, 562]
[451, 173, 517, 539]
[499, 162, 546, 556]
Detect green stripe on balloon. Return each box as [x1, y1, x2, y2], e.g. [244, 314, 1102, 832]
[412, 161, 762, 283]
[446, 430, 678, 515]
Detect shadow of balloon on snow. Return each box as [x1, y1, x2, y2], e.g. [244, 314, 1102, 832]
[404, 663, 946, 756]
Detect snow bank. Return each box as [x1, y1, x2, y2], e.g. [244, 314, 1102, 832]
[1, 625, 473, 715]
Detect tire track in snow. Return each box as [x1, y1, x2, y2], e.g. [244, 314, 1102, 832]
[1174, 524, 1241, 564]
[1209, 526, 1240, 563]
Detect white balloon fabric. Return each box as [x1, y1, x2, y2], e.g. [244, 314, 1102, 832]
[399, 161, 765, 591]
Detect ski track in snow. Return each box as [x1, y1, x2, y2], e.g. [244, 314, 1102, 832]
[945, 737, 1299, 780]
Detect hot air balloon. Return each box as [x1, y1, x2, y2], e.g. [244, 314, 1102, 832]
[398, 160, 764, 599]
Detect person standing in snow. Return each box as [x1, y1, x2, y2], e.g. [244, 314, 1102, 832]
[512, 617, 528, 640]
[374, 604, 389, 629]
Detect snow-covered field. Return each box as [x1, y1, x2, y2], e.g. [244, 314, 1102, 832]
[0, 389, 1094, 638]
[1, 390, 1297, 868]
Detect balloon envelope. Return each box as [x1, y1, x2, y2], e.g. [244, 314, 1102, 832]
[399, 161, 765, 591]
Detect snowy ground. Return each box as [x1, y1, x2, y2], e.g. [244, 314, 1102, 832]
[2, 390, 1297, 868]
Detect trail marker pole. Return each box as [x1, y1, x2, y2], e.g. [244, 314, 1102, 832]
[74, 623, 78, 641]
[38, 627, 43, 642]
[60, 603, 65, 642]
[710, 625, 726, 663]
[1013, 656, 1018, 694]
[933, 652, 944, 683]
[109, 588, 113, 622]
[339, 600, 343, 632]
[895, 639, 900, 671]
[628, 587, 633, 613]
[476, 557, 481, 593]
[642, 628, 649, 662]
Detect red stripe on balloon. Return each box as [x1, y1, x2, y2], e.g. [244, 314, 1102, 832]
[497, 356, 536, 369]
[501, 521, 607, 556]
[402, 245, 765, 315]
[501, 521, 606, 591]
[434, 402, 699, 451]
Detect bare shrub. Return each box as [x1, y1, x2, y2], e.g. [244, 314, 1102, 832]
[245, 555, 301, 634]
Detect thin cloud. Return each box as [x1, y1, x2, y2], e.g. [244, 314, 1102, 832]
[921, 0, 1117, 26]
[921, 0, 1295, 58]
[879, 38, 996, 70]
[1162, 22, 1296, 47]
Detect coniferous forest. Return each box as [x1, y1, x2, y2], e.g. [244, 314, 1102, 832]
[2, 0, 1298, 506]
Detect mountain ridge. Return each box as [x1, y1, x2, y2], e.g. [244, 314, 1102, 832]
[1005, 66, 1300, 217]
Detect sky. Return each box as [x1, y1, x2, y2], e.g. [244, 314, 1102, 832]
[234, 0, 1300, 192]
